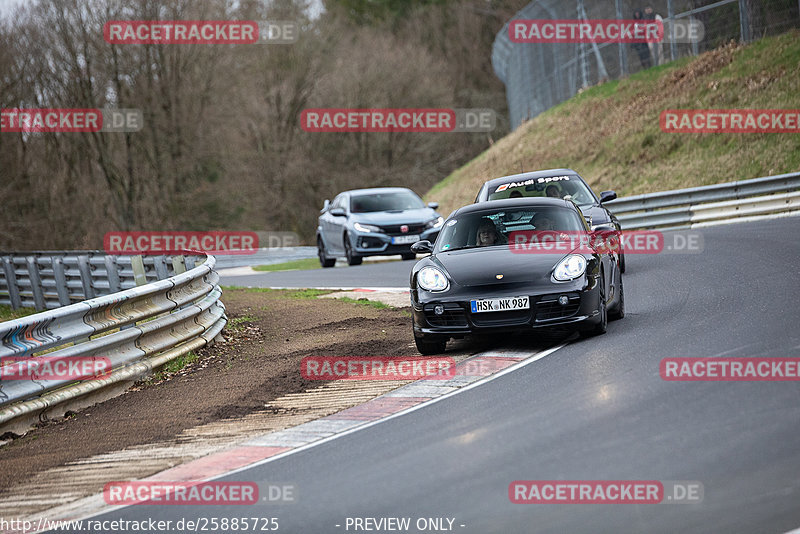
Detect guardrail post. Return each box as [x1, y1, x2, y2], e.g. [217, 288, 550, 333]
[76, 255, 96, 300]
[2, 257, 22, 310]
[26, 256, 47, 311]
[104, 255, 121, 293]
[153, 255, 169, 280]
[131, 255, 147, 286]
[52, 256, 71, 306]
[172, 255, 187, 275]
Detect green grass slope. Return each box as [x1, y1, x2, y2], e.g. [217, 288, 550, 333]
[426, 31, 800, 216]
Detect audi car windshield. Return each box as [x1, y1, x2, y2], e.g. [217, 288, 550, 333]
[487, 175, 598, 206]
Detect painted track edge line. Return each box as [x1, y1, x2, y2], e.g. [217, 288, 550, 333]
[209, 341, 568, 480]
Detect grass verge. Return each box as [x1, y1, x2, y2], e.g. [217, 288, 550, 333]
[0, 304, 39, 321]
[221, 286, 332, 299]
[252, 258, 320, 272]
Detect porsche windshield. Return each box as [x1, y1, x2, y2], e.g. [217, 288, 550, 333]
[487, 175, 598, 206]
[436, 207, 587, 252]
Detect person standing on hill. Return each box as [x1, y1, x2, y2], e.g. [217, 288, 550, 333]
[631, 9, 653, 69]
[644, 5, 665, 65]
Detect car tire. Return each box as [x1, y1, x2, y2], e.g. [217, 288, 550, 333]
[318, 238, 336, 268]
[609, 271, 625, 321]
[581, 274, 607, 337]
[415, 336, 447, 355]
[401, 253, 417, 261]
[344, 235, 362, 266]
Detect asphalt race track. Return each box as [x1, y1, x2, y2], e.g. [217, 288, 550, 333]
[220, 258, 416, 289]
[58, 217, 800, 534]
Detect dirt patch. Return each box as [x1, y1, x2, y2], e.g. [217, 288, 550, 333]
[666, 40, 739, 89]
[0, 289, 479, 496]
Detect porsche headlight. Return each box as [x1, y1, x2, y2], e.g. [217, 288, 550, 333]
[426, 216, 444, 229]
[553, 254, 587, 281]
[417, 266, 449, 292]
[354, 222, 381, 233]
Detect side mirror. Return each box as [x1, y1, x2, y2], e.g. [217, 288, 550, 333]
[427, 202, 439, 210]
[590, 226, 621, 255]
[329, 207, 346, 217]
[411, 240, 433, 254]
[320, 199, 330, 214]
[600, 190, 617, 203]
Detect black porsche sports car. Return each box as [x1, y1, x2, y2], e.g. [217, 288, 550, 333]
[409, 197, 624, 355]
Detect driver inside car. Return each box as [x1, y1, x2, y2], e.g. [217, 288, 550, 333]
[533, 212, 571, 241]
[532, 212, 556, 230]
[546, 185, 561, 198]
[476, 218, 505, 246]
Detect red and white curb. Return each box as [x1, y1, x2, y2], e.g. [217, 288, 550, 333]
[21, 344, 567, 530]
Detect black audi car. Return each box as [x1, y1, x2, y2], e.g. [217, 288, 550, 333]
[474, 168, 625, 272]
[409, 197, 624, 354]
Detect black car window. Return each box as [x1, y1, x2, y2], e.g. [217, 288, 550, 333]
[437, 207, 586, 252]
[350, 191, 425, 213]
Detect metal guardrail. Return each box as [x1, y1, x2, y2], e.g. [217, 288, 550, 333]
[0, 252, 202, 311]
[605, 172, 800, 230]
[0, 254, 225, 427]
[0, 249, 323, 311]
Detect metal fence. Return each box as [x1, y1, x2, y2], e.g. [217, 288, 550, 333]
[606, 171, 800, 229]
[0, 254, 225, 429]
[0, 253, 205, 311]
[493, 0, 800, 130]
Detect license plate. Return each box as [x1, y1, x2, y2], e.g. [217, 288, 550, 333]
[470, 296, 530, 313]
[392, 234, 421, 245]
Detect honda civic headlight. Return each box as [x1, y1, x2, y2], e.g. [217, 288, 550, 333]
[553, 254, 587, 281]
[426, 216, 444, 229]
[417, 266, 449, 292]
[354, 222, 381, 233]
